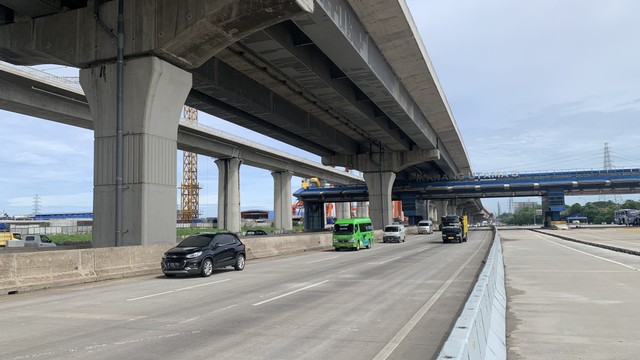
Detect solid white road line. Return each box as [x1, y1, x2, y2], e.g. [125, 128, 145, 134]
[306, 256, 339, 264]
[368, 256, 402, 265]
[126, 279, 231, 301]
[253, 280, 330, 306]
[533, 233, 640, 271]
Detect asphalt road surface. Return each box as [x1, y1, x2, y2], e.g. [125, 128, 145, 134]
[503, 229, 640, 359]
[0, 229, 493, 360]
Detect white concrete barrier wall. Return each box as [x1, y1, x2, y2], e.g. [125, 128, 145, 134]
[0, 233, 334, 295]
[436, 231, 506, 360]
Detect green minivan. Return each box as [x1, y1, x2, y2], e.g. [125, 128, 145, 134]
[332, 217, 374, 251]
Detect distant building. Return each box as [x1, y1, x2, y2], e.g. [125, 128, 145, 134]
[34, 212, 93, 220]
[241, 210, 269, 220]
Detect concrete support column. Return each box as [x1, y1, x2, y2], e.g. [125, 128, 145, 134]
[415, 199, 427, 222]
[272, 171, 293, 231]
[448, 200, 459, 215]
[427, 200, 436, 221]
[335, 202, 351, 219]
[435, 200, 448, 228]
[80, 56, 191, 247]
[304, 202, 325, 231]
[215, 158, 242, 233]
[356, 202, 369, 218]
[364, 172, 396, 230]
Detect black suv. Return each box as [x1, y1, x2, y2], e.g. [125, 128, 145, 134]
[162, 232, 246, 277]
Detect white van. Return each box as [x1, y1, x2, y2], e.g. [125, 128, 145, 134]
[417, 220, 433, 234]
[383, 224, 406, 243]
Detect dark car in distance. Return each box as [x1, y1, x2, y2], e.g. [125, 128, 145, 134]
[162, 232, 246, 277]
[245, 229, 267, 236]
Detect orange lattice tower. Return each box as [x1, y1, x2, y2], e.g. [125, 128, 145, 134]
[180, 106, 200, 221]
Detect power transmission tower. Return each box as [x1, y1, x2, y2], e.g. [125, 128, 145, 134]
[180, 106, 200, 221]
[600, 143, 622, 203]
[508, 198, 514, 214]
[33, 194, 41, 215]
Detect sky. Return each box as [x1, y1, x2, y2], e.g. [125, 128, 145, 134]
[1, 0, 639, 217]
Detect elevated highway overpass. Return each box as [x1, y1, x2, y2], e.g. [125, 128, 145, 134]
[0, 0, 477, 245]
[296, 168, 640, 225]
[0, 61, 363, 185]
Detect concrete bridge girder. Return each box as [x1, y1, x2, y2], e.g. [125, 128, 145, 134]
[188, 58, 360, 156]
[0, 0, 314, 69]
[322, 148, 440, 173]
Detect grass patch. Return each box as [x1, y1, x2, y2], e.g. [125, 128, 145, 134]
[49, 233, 92, 245]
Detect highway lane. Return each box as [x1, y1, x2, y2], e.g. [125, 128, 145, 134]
[0, 230, 493, 360]
[536, 226, 640, 252]
[503, 229, 640, 359]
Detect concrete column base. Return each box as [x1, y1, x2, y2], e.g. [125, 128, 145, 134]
[80, 56, 191, 247]
[216, 158, 242, 233]
[364, 172, 396, 230]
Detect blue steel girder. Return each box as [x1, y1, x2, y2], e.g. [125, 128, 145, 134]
[294, 169, 640, 202]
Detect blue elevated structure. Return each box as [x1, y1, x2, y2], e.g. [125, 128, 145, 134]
[295, 168, 640, 227]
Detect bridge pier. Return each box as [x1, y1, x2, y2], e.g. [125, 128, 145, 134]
[356, 202, 369, 218]
[435, 200, 449, 228]
[364, 172, 396, 230]
[428, 200, 438, 221]
[215, 157, 242, 233]
[272, 171, 293, 231]
[335, 202, 351, 219]
[80, 56, 191, 247]
[304, 202, 326, 231]
[542, 189, 565, 228]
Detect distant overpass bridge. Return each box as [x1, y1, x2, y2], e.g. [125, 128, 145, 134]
[295, 168, 640, 225]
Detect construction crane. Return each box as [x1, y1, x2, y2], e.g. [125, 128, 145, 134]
[180, 106, 200, 221]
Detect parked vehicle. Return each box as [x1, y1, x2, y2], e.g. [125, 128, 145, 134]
[332, 217, 374, 251]
[614, 209, 640, 226]
[162, 232, 246, 277]
[23, 234, 57, 247]
[441, 214, 468, 243]
[383, 224, 406, 243]
[245, 229, 268, 236]
[417, 220, 434, 234]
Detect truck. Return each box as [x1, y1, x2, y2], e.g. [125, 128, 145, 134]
[0, 222, 22, 247]
[17, 234, 57, 248]
[441, 214, 468, 243]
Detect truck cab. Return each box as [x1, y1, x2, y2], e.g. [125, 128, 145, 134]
[441, 215, 468, 243]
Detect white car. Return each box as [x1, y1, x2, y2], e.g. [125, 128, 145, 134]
[417, 220, 433, 234]
[383, 224, 406, 243]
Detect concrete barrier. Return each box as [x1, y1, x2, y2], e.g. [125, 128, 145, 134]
[436, 230, 506, 360]
[0, 232, 335, 295]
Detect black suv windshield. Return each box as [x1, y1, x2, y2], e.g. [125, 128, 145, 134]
[178, 234, 214, 247]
